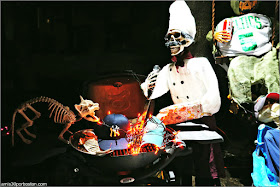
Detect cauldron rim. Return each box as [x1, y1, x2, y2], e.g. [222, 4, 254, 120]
[68, 129, 164, 172]
[69, 129, 163, 157]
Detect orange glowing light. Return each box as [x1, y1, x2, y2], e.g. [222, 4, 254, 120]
[107, 111, 111, 115]
[154, 147, 160, 154]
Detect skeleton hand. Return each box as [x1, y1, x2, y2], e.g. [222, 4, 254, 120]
[141, 70, 160, 98]
[214, 31, 231, 43]
[147, 70, 159, 90]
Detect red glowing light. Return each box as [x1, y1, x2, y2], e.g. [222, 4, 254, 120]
[107, 111, 111, 115]
[5, 126, 8, 130]
[6, 132, 10, 135]
[1, 128, 3, 131]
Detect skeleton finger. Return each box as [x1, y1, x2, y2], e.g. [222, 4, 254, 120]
[217, 39, 228, 43]
[148, 84, 156, 89]
[149, 76, 158, 82]
[147, 71, 159, 79]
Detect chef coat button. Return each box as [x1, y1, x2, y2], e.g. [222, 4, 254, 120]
[177, 96, 179, 99]
[170, 68, 172, 71]
[173, 83, 176, 86]
[181, 81, 184, 84]
[186, 96, 189, 99]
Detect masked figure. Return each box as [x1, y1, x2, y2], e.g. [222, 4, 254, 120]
[207, 0, 279, 111]
[141, 1, 225, 185]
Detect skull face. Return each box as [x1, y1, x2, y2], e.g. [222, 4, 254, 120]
[164, 29, 194, 56]
[239, 0, 258, 14]
[75, 96, 100, 122]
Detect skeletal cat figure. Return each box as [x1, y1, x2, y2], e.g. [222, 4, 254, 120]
[11, 96, 100, 146]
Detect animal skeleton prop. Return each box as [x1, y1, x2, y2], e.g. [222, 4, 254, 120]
[11, 96, 100, 146]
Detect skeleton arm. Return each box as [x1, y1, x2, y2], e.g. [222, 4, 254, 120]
[214, 31, 231, 43]
[141, 65, 163, 99]
[141, 71, 160, 98]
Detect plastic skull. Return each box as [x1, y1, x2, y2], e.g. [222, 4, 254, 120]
[75, 96, 100, 122]
[164, 29, 194, 56]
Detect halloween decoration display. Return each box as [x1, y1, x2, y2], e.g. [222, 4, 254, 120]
[141, 0, 225, 184]
[11, 96, 100, 146]
[68, 125, 187, 180]
[207, 0, 279, 111]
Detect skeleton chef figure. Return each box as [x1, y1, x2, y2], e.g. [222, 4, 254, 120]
[141, 1, 225, 185]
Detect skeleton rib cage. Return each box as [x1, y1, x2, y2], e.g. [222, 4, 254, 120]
[12, 96, 77, 146]
[18, 96, 76, 123]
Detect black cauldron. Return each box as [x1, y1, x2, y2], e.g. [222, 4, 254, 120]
[68, 129, 192, 184]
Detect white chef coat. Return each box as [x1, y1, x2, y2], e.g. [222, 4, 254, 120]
[141, 57, 221, 115]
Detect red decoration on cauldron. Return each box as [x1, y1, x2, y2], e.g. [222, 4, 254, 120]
[86, 74, 154, 119]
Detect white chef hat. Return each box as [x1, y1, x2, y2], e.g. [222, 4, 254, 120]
[167, 0, 196, 42]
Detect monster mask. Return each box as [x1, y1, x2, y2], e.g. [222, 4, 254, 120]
[75, 96, 100, 122]
[231, 0, 259, 15]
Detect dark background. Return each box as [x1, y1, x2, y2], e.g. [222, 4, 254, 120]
[2, 1, 234, 121]
[2, 1, 277, 121]
[1, 1, 278, 185]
